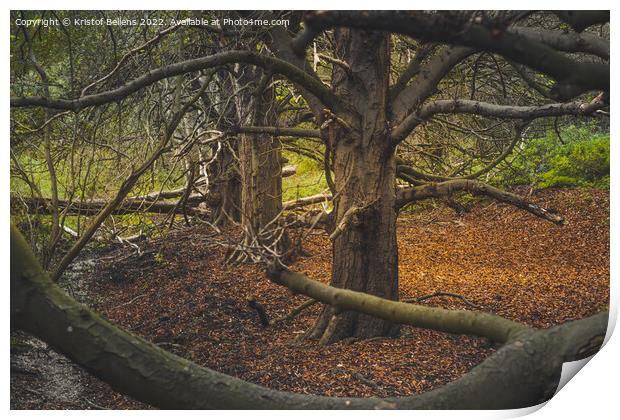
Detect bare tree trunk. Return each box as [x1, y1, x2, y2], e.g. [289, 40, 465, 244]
[309, 29, 399, 343]
[234, 67, 285, 255]
[205, 139, 242, 225]
[201, 70, 242, 226]
[238, 129, 283, 232]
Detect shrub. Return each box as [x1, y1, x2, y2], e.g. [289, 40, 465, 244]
[499, 126, 609, 189]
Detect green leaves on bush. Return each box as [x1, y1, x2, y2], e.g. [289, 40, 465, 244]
[500, 126, 609, 189]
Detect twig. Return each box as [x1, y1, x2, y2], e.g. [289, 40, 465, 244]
[247, 298, 270, 327]
[111, 294, 147, 309]
[317, 53, 352, 76]
[329, 205, 361, 241]
[83, 397, 110, 410]
[273, 299, 317, 324]
[352, 372, 380, 389]
[404, 291, 482, 310]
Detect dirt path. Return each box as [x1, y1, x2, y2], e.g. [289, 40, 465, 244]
[10, 258, 102, 409]
[10, 188, 609, 409]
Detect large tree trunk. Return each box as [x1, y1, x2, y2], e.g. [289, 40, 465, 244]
[309, 29, 399, 344]
[238, 126, 283, 233]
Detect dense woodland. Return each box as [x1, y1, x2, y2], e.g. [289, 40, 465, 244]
[10, 10, 610, 409]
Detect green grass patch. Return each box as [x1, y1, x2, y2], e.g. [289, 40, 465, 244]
[282, 151, 328, 202]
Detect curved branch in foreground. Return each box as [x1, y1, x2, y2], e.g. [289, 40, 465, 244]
[267, 267, 531, 343]
[396, 179, 564, 224]
[10, 51, 349, 116]
[11, 224, 607, 409]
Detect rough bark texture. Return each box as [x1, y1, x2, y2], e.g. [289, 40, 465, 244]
[205, 141, 242, 225]
[198, 70, 242, 226]
[309, 29, 399, 344]
[11, 224, 608, 409]
[235, 68, 284, 238]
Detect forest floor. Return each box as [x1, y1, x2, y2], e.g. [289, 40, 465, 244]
[10, 188, 610, 409]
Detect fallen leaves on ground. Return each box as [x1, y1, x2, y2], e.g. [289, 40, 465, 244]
[10, 188, 609, 409]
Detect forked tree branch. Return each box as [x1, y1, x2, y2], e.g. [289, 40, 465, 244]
[391, 46, 476, 123]
[396, 179, 564, 224]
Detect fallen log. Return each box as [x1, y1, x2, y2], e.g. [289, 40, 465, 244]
[283, 192, 333, 210]
[267, 267, 529, 343]
[12, 195, 208, 217]
[11, 224, 608, 409]
[282, 165, 297, 178]
[396, 180, 564, 224]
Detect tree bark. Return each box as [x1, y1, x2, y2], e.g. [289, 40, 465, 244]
[234, 67, 286, 254]
[199, 69, 242, 226]
[205, 140, 242, 225]
[308, 29, 399, 344]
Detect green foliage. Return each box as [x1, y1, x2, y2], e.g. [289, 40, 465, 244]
[499, 126, 610, 189]
[282, 148, 328, 202]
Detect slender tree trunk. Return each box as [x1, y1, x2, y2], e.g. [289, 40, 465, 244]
[238, 128, 283, 232]
[198, 70, 242, 226]
[205, 140, 242, 225]
[234, 67, 284, 250]
[309, 29, 399, 343]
